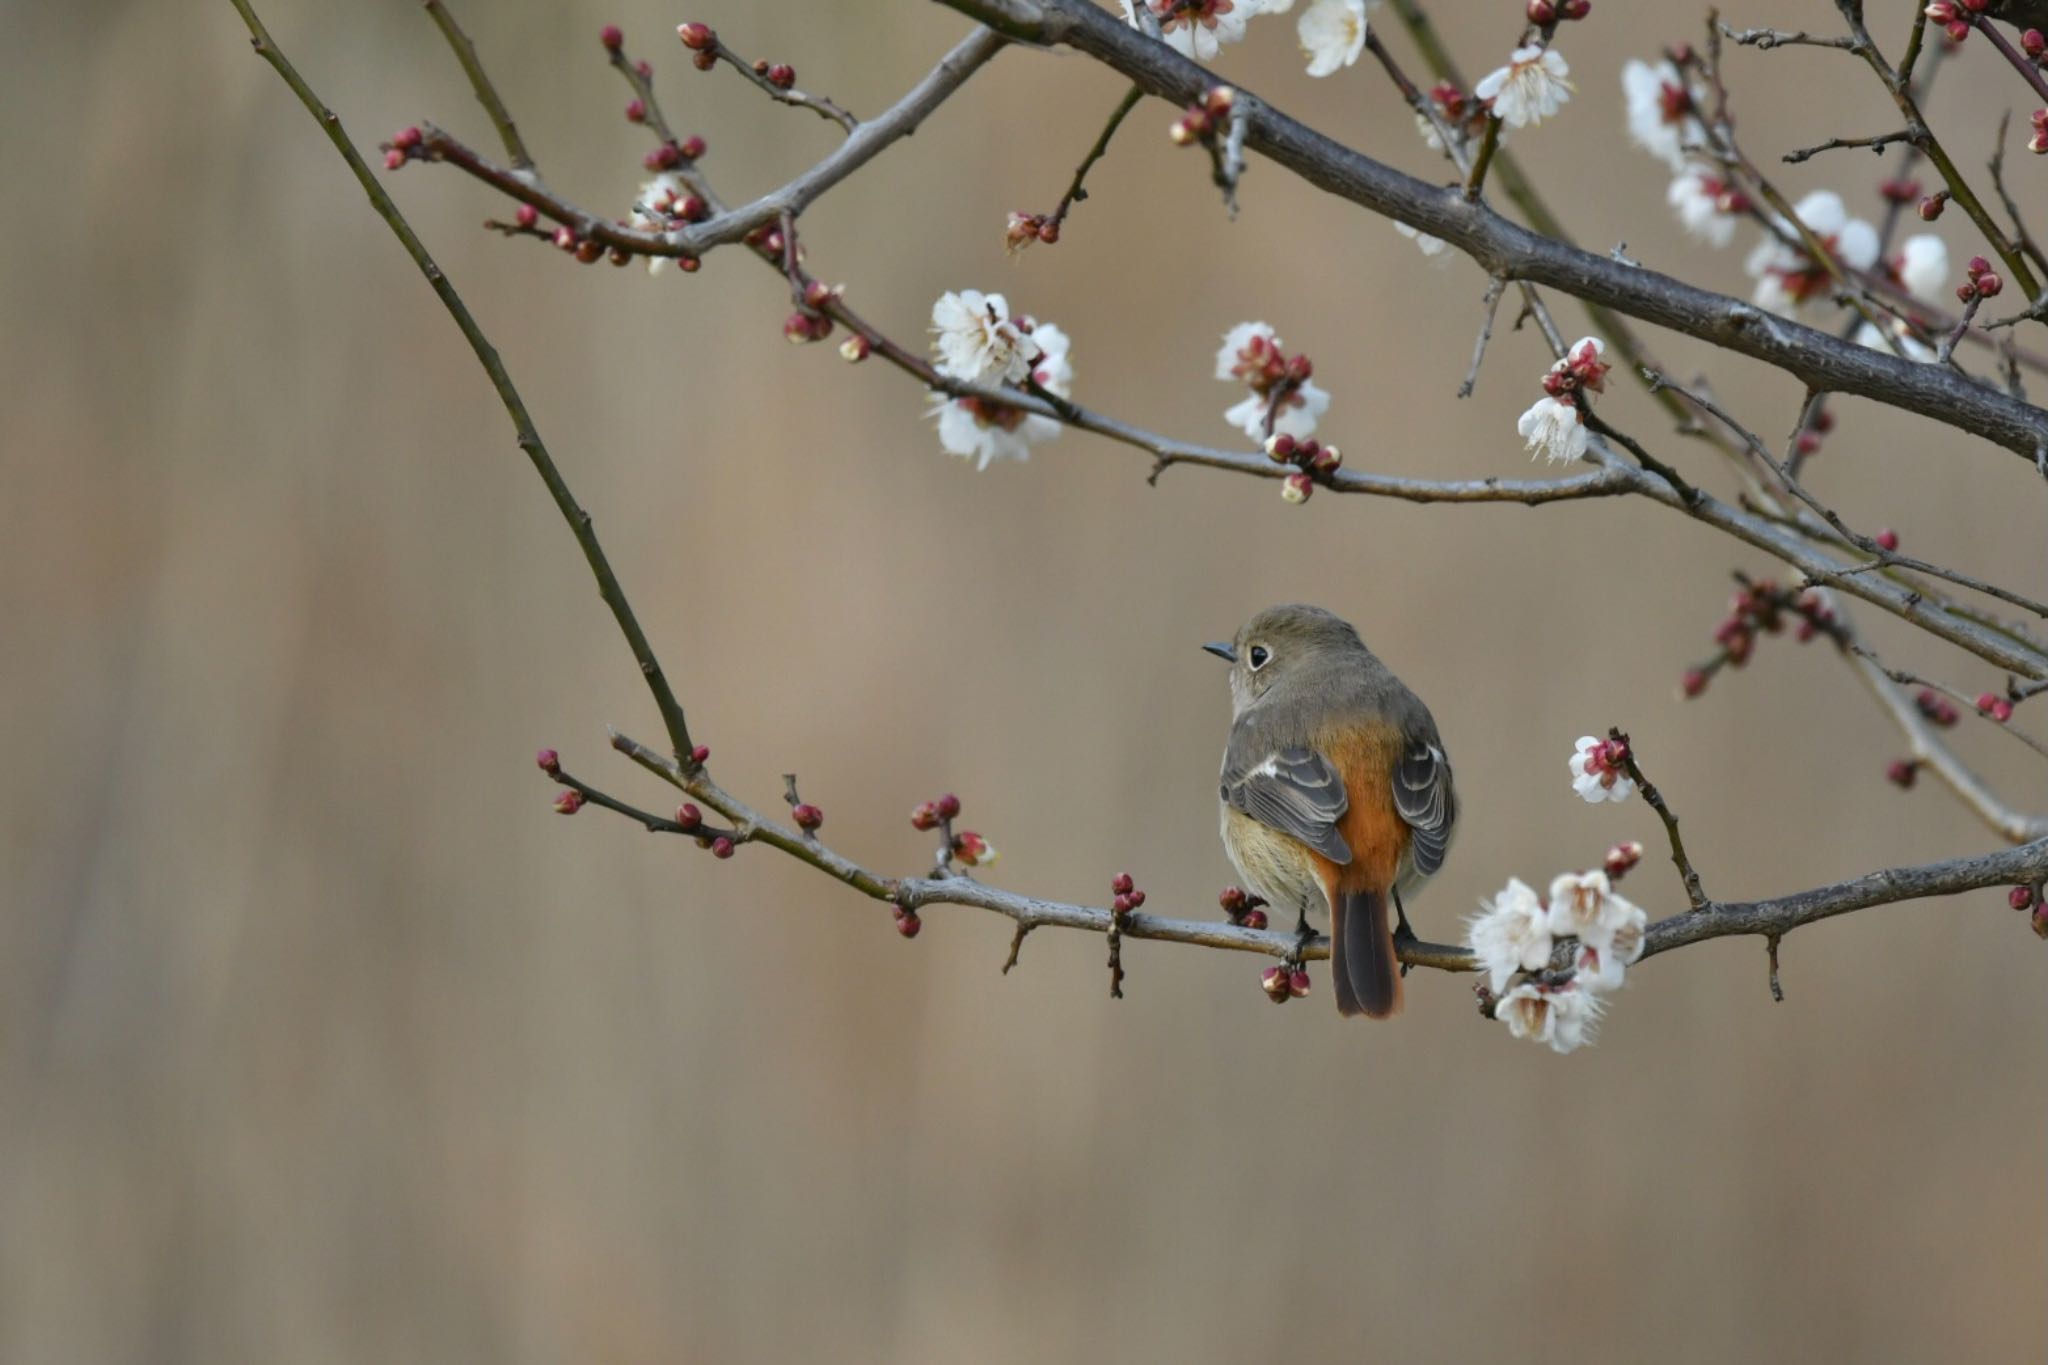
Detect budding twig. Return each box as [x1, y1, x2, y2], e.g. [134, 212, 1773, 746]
[1610, 728, 1708, 912]
[422, 0, 533, 171]
[1780, 129, 1915, 164]
[1457, 274, 1509, 399]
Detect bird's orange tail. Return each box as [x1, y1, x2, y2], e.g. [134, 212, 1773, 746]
[1331, 888, 1402, 1019]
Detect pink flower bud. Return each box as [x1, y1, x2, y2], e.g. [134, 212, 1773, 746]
[1526, 0, 1556, 23]
[2025, 28, 2046, 56]
[677, 21, 715, 50]
[803, 280, 836, 310]
[1262, 966, 1291, 1002]
[784, 311, 819, 344]
[1219, 886, 1248, 914]
[1886, 758, 1917, 789]
[896, 908, 922, 938]
[609, 247, 632, 267]
[515, 204, 539, 230]
[1879, 176, 1922, 204]
[537, 747, 561, 774]
[766, 63, 796, 89]
[1975, 271, 2003, 297]
[675, 803, 702, 831]
[383, 149, 406, 171]
[1968, 255, 1993, 277]
[1957, 281, 1979, 303]
[1993, 699, 2014, 723]
[1281, 472, 1314, 505]
[1918, 194, 1947, 220]
[1681, 668, 1709, 698]
[1560, 0, 1590, 16]
[1285, 354, 1314, 383]
[910, 802, 939, 831]
[1113, 894, 1132, 914]
[1112, 873, 1135, 896]
[1288, 969, 1312, 998]
[678, 255, 702, 273]
[936, 793, 961, 819]
[1977, 691, 2002, 714]
[1242, 908, 1268, 931]
[553, 789, 585, 814]
[689, 744, 711, 765]
[2032, 905, 2048, 939]
[1310, 445, 1342, 476]
[2009, 884, 2037, 911]
[1264, 433, 1297, 463]
[1127, 890, 1146, 909]
[392, 126, 423, 150]
[793, 803, 823, 831]
[693, 49, 717, 71]
[1604, 840, 1644, 878]
[839, 335, 870, 362]
[626, 100, 649, 124]
[1169, 116, 1201, 146]
[1204, 85, 1236, 116]
[601, 24, 624, 51]
[1875, 528, 1900, 551]
[711, 836, 735, 859]
[574, 238, 604, 264]
[679, 134, 707, 160]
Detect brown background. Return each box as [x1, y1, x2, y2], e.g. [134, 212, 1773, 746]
[4, 2, 2043, 1361]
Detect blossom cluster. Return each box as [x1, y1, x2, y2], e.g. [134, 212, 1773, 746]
[1466, 868, 1647, 1053]
[1117, 0, 1369, 78]
[926, 290, 1074, 469]
[1677, 578, 1843, 700]
[1567, 735, 1635, 805]
[1515, 336, 1608, 464]
[1214, 322, 1330, 443]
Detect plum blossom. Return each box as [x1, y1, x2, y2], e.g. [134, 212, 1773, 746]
[1517, 396, 1587, 464]
[1622, 58, 1708, 169]
[1475, 45, 1573, 129]
[1215, 321, 1331, 441]
[1466, 877, 1553, 993]
[1853, 318, 1937, 363]
[1569, 734, 1636, 803]
[1744, 190, 1880, 317]
[931, 322, 1073, 469]
[1666, 161, 1746, 247]
[1897, 233, 1949, 303]
[1120, 0, 1283, 60]
[1498, 981, 1606, 1053]
[931, 289, 1032, 384]
[1573, 898, 1647, 991]
[1297, 0, 1369, 77]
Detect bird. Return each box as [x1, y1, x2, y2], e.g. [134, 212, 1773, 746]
[1206, 604, 1456, 1018]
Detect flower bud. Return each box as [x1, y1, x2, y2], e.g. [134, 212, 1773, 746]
[2026, 28, 2047, 56]
[793, 803, 823, 831]
[1886, 758, 1917, 789]
[839, 335, 871, 362]
[679, 135, 707, 161]
[784, 311, 820, 343]
[1285, 354, 1314, 383]
[553, 789, 585, 814]
[1560, 0, 1590, 16]
[2009, 884, 2037, 911]
[1526, 0, 1556, 22]
[601, 24, 624, 51]
[689, 744, 711, 765]
[896, 908, 923, 938]
[1112, 873, 1135, 896]
[574, 238, 604, 263]
[1127, 890, 1146, 909]
[677, 194, 709, 222]
[1918, 193, 1947, 220]
[1281, 472, 1314, 504]
[1219, 886, 1248, 914]
[766, 63, 796, 89]
[1288, 969, 1312, 998]
[515, 204, 539, 230]
[711, 836, 735, 859]
[537, 747, 560, 774]
[1262, 966, 1292, 1002]
[1310, 445, 1342, 476]
[910, 802, 938, 831]
[1874, 528, 1899, 551]
[1604, 840, 1644, 878]
[1264, 432, 1297, 463]
[936, 793, 961, 819]
[1879, 176, 1922, 203]
[1975, 271, 2003, 297]
[625, 98, 646, 123]
[1977, 691, 2002, 714]
[677, 21, 715, 50]
[1993, 698, 2014, 723]
[392, 126, 422, 151]
[2033, 904, 2048, 939]
[383, 149, 406, 171]
[1680, 668, 1709, 699]
[675, 803, 703, 831]
[1242, 908, 1268, 931]
[1204, 85, 1236, 116]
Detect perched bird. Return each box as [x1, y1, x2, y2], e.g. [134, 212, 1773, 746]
[1207, 605, 1456, 1017]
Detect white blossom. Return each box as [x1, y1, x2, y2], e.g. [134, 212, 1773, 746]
[931, 289, 1031, 385]
[1666, 161, 1738, 248]
[1622, 58, 1707, 170]
[1224, 381, 1330, 440]
[930, 323, 1073, 469]
[1474, 45, 1573, 129]
[1466, 877, 1553, 993]
[1568, 734, 1636, 803]
[1120, 0, 1282, 60]
[1546, 870, 1613, 942]
[1394, 219, 1449, 257]
[1744, 191, 1879, 317]
[1215, 321, 1280, 382]
[1516, 395, 1587, 464]
[1853, 319, 1937, 363]
[1297, 0, 1368, 77]
[1498, 982, 1606, 1053]
[1574, 899, 1647, 991]
[1899, 233, 1949, 303]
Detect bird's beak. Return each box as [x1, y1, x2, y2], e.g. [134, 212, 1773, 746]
[1202, 641, 1237, 662]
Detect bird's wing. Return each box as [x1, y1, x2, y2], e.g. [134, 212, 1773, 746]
[1221, 736, 1352, 865]
[1391, 735, 1456, 878]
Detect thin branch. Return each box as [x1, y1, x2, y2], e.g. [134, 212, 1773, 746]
[703, 34, 860, 132]
[1612, 729, 1708, 911]
[421, 0, 532, 170]
[1848, 650, 2048, 842]
[1042, 83, 1143, 236]
[1457, 274, 1509, 399]
[1781, 129, 1914, 163]
[227, 0, 698, 767]
[1720, 24, 1858, 51]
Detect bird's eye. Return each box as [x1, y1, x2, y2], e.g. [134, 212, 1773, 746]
[1247, 645, 1271, 671]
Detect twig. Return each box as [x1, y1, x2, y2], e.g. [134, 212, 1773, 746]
[1463, 115, 1501, 200]
[422, 0, 532, 170]
[1042, 83, 1143, 236]
[1847, 651, 2048, 843]
[1611, 728, 1708, 911]
[1458, 274, 1509, 398]
[704, 35, 859, 132]
[1720, 24, 1857, 51]
[1765, 933, 1783, 1001]
[1781, 129, 1914, 163]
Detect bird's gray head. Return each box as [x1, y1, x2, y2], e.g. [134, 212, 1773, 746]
[1203, 604, 1369, 713]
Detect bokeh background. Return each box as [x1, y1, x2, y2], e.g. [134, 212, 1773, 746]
[4, 2, 2044, 1360]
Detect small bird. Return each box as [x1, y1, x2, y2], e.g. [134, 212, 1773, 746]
[1206, 605, 1456, 1018]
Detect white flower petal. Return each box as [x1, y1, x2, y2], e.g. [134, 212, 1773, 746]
[1298, 0, 1368, 77]
[1899, 234, 1949, 303]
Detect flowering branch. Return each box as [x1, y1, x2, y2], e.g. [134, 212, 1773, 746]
[1608, 729, 1709, 911]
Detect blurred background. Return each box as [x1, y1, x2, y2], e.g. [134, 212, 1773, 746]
[3, 1, 2043, 1360]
